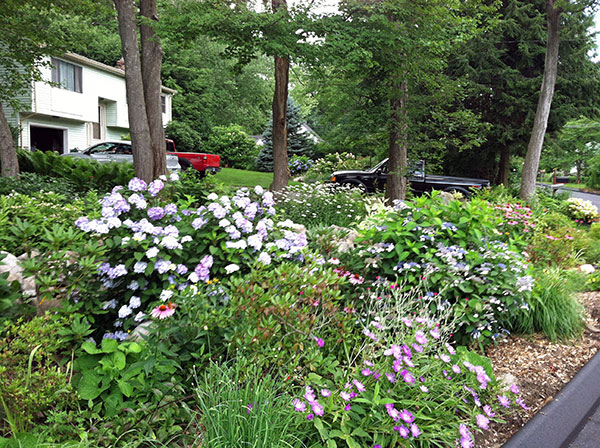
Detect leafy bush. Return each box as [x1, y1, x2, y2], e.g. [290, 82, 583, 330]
[565, 197, 599, 223]
[204, 125, 259, 170]
[225, 261, 355, 380]
[0, 314, 75, 436]
[585, 151, 600, 189]
[304, 152, 367, 182]
[276, 183, 368, 228]
[0, 173, 79, 199]
[165, 119, 202, 153]
[17, 149, 133, 193]
[74, 177, 308, 339]
[514, 268, 584, 341]
[0, 253, 24, 323]
[194, 360, 308, 448]
[293, 286, 523, 448]
[348, 193, 533, 345]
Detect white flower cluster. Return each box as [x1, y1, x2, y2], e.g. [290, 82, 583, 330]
[566, 197, 598, 222]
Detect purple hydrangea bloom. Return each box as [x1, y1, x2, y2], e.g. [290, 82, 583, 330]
[148, 207, 165, 221]
[128, 177, 147, 192]
[194, 255, 213, 282]
[148, 179, 165, 196]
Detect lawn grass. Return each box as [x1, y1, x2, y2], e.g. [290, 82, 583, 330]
[214, 167, 300, 189]
[565, 182, 587, 189]
[214, 167, 274, 188]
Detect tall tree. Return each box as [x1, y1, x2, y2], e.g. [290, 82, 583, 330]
[310, 0, 493, 200]
[114, 0, 165, 182]
[270, 0, 290, 191]
[520, 0, 562, 198]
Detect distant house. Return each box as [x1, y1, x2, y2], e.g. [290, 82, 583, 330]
[3, 52, 175, 154]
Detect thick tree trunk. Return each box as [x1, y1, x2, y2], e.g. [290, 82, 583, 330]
[520, 0, 561, 199]
[0, 104, 19, 177]
[385, 80, 408, 202]
[114, 0, 154, 182]
[269, 0, 289, 192]
[496, 145, 511, 186]
[140, 0, 166, 179]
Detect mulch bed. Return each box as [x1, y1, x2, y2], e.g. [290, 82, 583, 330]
[477, 292, 600, 447]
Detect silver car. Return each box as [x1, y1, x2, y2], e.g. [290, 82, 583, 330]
[64, 141, 181, 172]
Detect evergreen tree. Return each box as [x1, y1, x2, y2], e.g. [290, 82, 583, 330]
[255, 97, 315, 172]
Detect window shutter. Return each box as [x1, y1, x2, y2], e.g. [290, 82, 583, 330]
[75, 65, 82, 93]
[51, 58, 59, 84]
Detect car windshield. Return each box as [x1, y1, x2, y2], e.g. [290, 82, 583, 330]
[368, 159, 388, 173]
[367, 159, 424, 177]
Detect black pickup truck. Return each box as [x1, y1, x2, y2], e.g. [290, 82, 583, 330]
[331, 159, 490, 195]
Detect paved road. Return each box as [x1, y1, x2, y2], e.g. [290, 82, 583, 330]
[557, 188, 600, 210]
[569, 397, 600, 447]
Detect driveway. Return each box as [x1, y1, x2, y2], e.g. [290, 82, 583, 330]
[557, 188, 600, 210]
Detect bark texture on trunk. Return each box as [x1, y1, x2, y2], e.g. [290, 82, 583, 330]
[520, 0, 561, 199]
[140, 0, 166, 179]
[496, 145, 511, 186]
[115, 0, 153, 182]
[0, 104, 19, 177]
[385, 80, 408, 202]
[269, 0, 290, 192]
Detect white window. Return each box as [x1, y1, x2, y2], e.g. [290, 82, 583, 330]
[51, 58, 82, 93]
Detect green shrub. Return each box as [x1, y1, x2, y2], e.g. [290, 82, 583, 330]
[346, 193, 533, 345]
[204, 125, 259, 170]
[0, 253, 25, 323]
[225, 261, 355, 380]
[514, 268, 584, 341]
[0, 314, 75, 436]
[165, 119, 202, 153]
[589, 222, 600, 240]
[304, 152, 368, 182]
[0, 173, 79, 199]
[17, 149, 133, 193]
[586, 152, 600, 189]
[194, 360, 308, 448]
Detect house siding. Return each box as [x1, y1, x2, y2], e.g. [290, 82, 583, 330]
[21, 115, 87, 151]
[0, 65, 33, 131]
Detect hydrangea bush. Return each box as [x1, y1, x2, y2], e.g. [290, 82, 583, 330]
[75, 175, 308, 339]
[346, 193, 533, 345]
[289, 155, 314, 174]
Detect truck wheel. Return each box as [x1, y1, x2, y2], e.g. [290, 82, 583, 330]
[443, 187, 470, 197]
[178, 157, 193, 171]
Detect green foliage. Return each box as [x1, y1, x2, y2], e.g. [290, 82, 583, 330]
[585, 151, 600, 189]
[172, 169, 229, 206]
[0, 173, 79, 199]
[73, 338, 177, 418]
[513, 268, 584, 341]
[304, 152, 368, 182]
[526, 212, 582, 267]
[225, 262, 354, 380]
[194, 360, 308, 448]
[276, 183, 368, 228]
[16, 149, 134, 193]
[0, 314, 75, 436]
[204, 125, 259, 170]
[255, 97, 316, 172]
[165, 119, 203, 153]
[346, 193, 533, 345]
[0, 254, 24, 323]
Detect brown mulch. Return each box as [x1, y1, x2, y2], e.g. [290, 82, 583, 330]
[477, 292, 600, 447]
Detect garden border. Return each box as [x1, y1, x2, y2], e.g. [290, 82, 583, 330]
[503, 349, 600, 448]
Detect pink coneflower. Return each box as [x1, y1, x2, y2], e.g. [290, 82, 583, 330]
[151, 302, 176, 319]
[314, 337, 325, 347]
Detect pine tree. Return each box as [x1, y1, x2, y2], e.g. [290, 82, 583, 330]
[255, 97, 315, 172]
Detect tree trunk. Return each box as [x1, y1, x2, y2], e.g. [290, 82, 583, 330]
[269, 0, 289, 192]
[140, 0, 166, 179]
[0, 104, 19, 177]
[385, 79, 408, 202]
[114, 0, 154, 182]
[520, 0, 561, 199]
[496, 145, 511, 186]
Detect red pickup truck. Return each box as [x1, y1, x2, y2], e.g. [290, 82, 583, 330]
[166, 139, 221, 175]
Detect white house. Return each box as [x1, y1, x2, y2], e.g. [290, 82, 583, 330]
[3, 52, 175, 154]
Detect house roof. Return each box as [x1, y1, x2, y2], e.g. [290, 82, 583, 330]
[61, 52, 177, 95]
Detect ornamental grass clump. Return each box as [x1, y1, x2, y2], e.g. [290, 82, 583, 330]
[348, 193, 533, 345]
[293, 287, 524, 448]
[74, 175, 308, 339]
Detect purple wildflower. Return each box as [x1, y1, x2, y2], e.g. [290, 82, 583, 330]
[476, 414, 489, 430]
[498, 395, 510, 408]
